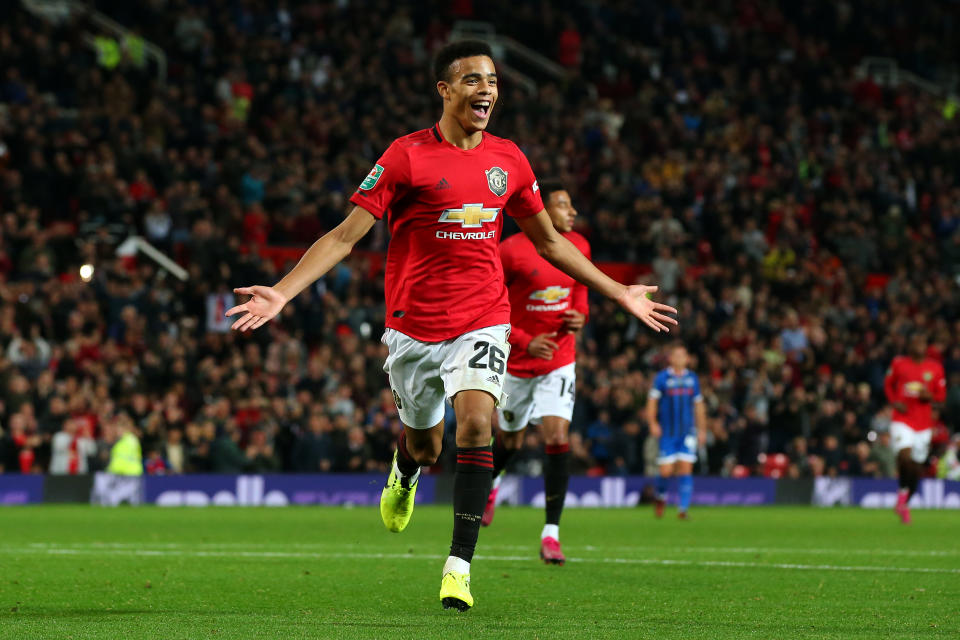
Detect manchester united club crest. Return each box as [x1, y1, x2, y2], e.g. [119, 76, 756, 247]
[485, 166, 508, 197]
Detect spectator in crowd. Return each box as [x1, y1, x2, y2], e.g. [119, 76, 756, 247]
[50, 418, 97, 475]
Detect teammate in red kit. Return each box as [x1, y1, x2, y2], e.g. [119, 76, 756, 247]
[884, 334, 946, 524]
[480, 179, 588, 566]
[225, 40, 677, 611]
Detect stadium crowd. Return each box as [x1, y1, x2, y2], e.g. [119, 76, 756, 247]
[0, 0, 959, 479]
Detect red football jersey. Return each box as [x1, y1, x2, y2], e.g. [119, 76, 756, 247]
[500, 230, 590, 377]
[884, 356, 947, 431]
[349, 125, 543, 342]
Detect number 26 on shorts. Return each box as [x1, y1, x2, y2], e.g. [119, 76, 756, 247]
[468, 341, 506, 375]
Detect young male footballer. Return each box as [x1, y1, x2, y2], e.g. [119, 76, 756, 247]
[482, 179, 590, 566]
[227, 40, 677, 611]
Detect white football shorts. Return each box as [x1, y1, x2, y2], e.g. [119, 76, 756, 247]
[497, 362, 576, 432]
[382, 324, 511, 429]
[890, 421, 932, 464]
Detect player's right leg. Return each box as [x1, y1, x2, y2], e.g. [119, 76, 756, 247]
[484, 376, 535, 526]
[655, 446, 677, 518]
[379, 329, 447, 533]
[381, 423, 442, 532]
[483, 426, 524, 526]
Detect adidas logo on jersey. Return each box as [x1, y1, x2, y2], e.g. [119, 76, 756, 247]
[486, 374, 501, 385]
[435, 178, 451, 190]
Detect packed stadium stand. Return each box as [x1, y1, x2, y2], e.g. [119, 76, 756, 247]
[0, 0, 958, 480]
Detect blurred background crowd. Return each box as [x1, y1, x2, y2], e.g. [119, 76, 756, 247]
[0, 0, 959, 479]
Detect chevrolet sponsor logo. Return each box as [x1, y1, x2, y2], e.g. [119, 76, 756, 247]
[529, 286, 571, 303]
[438, 203, 500, 228]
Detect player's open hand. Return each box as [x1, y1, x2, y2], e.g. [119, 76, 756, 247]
[617, 285, 678, 333]
[528, 332, 559, 360]
[226, 286, 288, 332]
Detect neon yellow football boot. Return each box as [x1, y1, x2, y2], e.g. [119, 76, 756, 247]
[440, 571, 473, 611]
[380, 452, 418, 533]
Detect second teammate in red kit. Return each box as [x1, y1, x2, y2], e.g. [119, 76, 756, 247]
[884, 334, 946, 524]
[481, 180, 588, 566]
[225, 41, 677, 611]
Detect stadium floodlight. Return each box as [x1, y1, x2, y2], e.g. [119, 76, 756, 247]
[115, 236, 189, 281]
[79, 264, 94, 282]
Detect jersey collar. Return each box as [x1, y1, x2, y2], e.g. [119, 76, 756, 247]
[433, 122, 486, 152]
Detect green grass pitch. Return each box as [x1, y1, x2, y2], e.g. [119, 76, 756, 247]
[0, 505, 958, 639]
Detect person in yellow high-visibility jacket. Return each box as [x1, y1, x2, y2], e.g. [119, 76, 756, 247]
[107, 421, 143, 476]
[94, 35, 121, 69]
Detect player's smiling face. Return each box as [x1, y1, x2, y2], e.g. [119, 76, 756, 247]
[438, 55, 498, 133]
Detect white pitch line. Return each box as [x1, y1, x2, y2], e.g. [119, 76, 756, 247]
[1, 546, 958, 575]
[581, 545, 960, 558]
[21, 541, 960, 558]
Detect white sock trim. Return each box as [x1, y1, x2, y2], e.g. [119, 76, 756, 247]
[541, 524, 559, 541]
[393, 459, 420, 485]
[443, 556, 470, 576]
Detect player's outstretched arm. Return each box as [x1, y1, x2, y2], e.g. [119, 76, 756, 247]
[515, 211, 678, 333]
[226, 207, 377, 332]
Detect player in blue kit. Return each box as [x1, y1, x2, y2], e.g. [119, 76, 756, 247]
[645, 343, 706, 519]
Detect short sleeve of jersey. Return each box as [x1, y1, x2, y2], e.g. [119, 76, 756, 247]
[649, 371, 665, 399]
[506, 146, 543, 219]
[349, 141, 411, 220]
[693, 375, 703, 402]
[575, 234, 592, 261]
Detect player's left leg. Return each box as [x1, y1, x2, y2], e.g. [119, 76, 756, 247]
[438, 323, 511, 611]
[441, 389, 496, 611]
[674, 434, 698, 519]
[674, 459, 694, 519]
[539, 415, 571, 565]
[530, 363, 575, 563]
